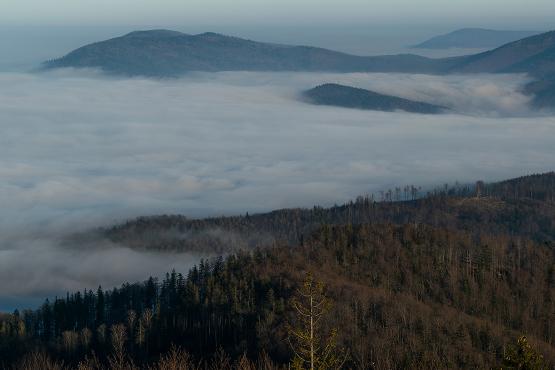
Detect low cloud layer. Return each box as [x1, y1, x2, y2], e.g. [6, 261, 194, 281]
[1, 70, 554, 309]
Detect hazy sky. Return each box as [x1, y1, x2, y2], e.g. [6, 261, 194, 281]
[2, 0, 555, 27]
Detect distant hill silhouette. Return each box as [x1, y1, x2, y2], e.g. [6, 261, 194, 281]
[412, 28, 540, 49]
[525, 77, 555, 108]
[42, 30, 459, 76]
[303, 83, 446, 114]
[449, 31, 555, 77]
[43, 29, 555, 108]
[446, 30, 555, 108]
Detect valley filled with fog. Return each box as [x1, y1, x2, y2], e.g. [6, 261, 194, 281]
[1, 69, 554, 309]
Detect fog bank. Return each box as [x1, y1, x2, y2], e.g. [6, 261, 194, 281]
[1, 70, 554, 310]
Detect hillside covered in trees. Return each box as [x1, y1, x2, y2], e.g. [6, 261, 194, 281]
[103, 173, 555, 254]
[1, 172, 554, 369]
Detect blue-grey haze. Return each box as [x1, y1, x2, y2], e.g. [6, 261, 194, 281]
[2, 0, 555, 27]
[0, 24, 493, 72]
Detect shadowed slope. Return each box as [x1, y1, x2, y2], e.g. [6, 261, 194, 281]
[303, 83, 446, 113]
[412, 28, 541, 49]
[42, 30, 460, 76]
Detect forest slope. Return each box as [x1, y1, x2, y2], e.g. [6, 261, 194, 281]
[2, 222, 554, 368]
[103, 172, 555, 254]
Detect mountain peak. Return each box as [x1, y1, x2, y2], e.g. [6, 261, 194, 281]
[43, 29, 453, 77]
[122, 29, 187, 39]
[193, 32, 238, 41]
[196, 32, 224, 37]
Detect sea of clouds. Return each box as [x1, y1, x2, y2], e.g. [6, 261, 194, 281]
[1, 69, 554, 310]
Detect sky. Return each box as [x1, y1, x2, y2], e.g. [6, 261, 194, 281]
[1, 0, 555, 27]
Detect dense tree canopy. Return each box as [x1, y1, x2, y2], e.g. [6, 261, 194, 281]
[1, 172, 554, 369]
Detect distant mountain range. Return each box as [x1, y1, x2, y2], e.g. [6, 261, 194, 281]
[303, 83, 446, 114]
[412, 28, 541, 49]
[41, 30, 459, 76]
[43, 29, 555, 108]
[450, 31, 555, 108]
[450, 31, 555, 77]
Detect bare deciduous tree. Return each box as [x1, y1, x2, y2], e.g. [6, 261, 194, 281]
[17, 351, 66, 370]
[288, 272, 347, 370]
[149, 345, 197, 370]
[109, 324, 135, 370]
[62, 330, 79, 353]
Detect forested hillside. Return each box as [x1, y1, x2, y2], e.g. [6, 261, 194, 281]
[1, 172, 554, 369]
[104, 173, 555, 254]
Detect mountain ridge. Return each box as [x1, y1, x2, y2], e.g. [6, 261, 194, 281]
[412, 28, 541, 49]
[42, 28, 555, 78]
[42, 29, 555, 108]
[450, 30, 555, 76]
[102, 171, 555, 254]
[41, 29, 461, 76]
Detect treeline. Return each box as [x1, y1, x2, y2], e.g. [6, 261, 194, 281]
[103, 173, 555, 254]
[1, 255, 290, 367]
[2, 222, 554, 368]
[481, 172, 555, 201]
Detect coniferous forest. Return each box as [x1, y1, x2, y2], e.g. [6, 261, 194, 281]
[1, 173, 554, 369]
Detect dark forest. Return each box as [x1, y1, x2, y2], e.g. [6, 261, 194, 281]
[1, 173, 554, 369]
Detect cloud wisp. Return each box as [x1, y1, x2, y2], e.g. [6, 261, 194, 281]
[0, 234, 205, 311]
